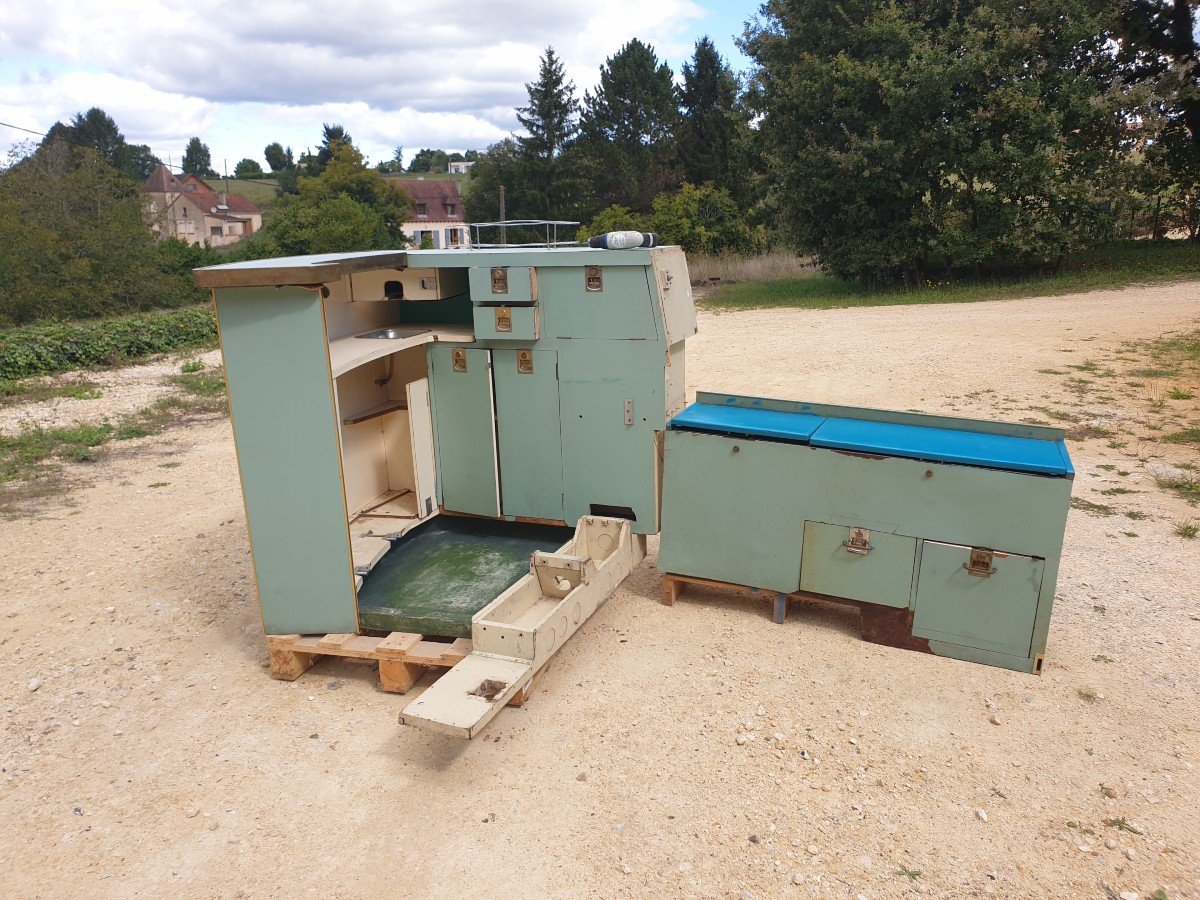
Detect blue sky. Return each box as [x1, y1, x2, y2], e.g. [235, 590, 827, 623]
[0, 1, 762, 173]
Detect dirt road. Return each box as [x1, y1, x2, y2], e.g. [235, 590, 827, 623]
[2, 281, 1198, 899]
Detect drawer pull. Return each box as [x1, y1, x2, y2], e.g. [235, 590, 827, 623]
[963, 548, 997, 577]
[842, 527, 872, 555]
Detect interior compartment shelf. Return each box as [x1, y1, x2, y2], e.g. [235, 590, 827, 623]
[343, 399, 408, 425]
[328, 325, 474, 376]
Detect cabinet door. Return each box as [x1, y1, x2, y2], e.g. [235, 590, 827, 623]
[493, 349, 564, 521]
[428, 347, 499, 517]
[912, 541, 1043, 657]
[799, 522, 917, 608]
[406, 377, 437, 518]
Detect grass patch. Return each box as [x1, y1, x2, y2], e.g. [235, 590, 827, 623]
[702, 239, 1200, 311]
[180, 359, 204, 374]
[0, 378, 103, 406]
[1100, 487, 1138, 495]
[1128, 367, 1179, 378]
[1077, 687, 1099, 703]
[1175, 522, 1198, 539]
[1168, 387, 1195, 400]
[1155, 475, 1200, 501]
[1071, 497, 1115, 516]
[1163, 428, 1200, 446]
[1124, 510, 1148, 520]
[1067, 424, 1114, 440]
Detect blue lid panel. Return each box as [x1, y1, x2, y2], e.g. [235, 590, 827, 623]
[809, 417, 1073, 476]
[669, 403, 825, 444]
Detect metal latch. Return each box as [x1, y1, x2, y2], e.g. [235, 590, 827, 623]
[517, 350, 534, 374]
[624, 398, 633, 425]
[842, 527, 872, 555]
[963, 548, 997, 578]
[419, 275, 437, 291]
[452, 348, 467, 372]
[585, 266, 603, 292]
[490, 267, 508, 294]
[495, 306, 512, 332]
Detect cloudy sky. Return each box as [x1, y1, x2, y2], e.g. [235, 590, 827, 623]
[0, 1, 759, 173]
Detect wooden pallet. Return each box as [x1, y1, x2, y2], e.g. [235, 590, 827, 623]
[661, 572, 933, 653]
[265, 632, 547, 705]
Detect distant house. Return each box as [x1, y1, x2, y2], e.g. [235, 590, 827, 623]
[143, 164, 263, 247]
[448, 160, 474, 175]
[394, 177, 469, 249]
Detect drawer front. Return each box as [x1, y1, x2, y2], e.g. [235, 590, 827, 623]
[799, 522, 917, 608]
[470, 266, 537, 304]
[912, 541, 1043, 656]
[472, 304, 540, 341]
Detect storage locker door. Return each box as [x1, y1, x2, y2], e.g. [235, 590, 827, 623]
[493, 349, 564, 521]
[428, 347, 500, 517]
[799, 522, 917, 608]
[912, 541, 1044, 657]
[406, 377, 437, 518]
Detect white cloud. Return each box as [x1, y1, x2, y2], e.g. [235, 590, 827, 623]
[0, 0, 707, 166]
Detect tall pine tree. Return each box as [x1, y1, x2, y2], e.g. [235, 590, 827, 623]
[577, 39, 679, 213]
[678, 36, 750, 199]
[515, 46, 581, 217]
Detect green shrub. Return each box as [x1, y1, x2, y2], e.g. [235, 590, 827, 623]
[0, 305, 217, 381]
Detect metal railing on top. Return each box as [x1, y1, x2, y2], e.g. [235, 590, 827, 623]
[468, 219, 580, 249]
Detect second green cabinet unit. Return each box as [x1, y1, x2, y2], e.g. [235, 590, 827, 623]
[428, 346, 500, 517]
[493, 349, 565, 521]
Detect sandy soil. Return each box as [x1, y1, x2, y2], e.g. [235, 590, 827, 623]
[1, 282, 1198, 899]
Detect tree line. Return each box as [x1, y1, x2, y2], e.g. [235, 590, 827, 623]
[462, 1, 1199, 285]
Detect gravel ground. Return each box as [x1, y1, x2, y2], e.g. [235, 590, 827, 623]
[1, 281, 1198, 899]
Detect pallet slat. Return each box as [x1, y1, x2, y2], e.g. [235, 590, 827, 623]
[265, 630, 469, 693]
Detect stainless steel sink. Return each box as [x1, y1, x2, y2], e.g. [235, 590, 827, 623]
[354, 327, 429, 340]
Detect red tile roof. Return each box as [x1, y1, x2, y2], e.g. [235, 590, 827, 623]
[143, 163, 183, 193]
[392, 178, 463, 222]
[176, 174, 261, 217]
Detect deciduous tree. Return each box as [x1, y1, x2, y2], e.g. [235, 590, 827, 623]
[181, 137, 215, 177]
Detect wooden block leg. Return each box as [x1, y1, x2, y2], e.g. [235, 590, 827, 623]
[662, 575, 682, 606]
[773, 593, 788, 625]
[269, 648, 317, 681]
[507, 660, 551, 708]
[378, 659, 426, 694]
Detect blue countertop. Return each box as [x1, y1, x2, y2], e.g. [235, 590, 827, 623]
[669, 402, 1073, 477]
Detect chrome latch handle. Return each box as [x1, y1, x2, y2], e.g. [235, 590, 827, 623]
[842, 527, 872, 555]
[963, 548, 997, 577]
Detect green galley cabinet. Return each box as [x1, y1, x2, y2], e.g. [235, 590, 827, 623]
[657, 394, 1074, 674]
[195, 246, 695, 641]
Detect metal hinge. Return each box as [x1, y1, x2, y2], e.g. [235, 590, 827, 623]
[963, 548, 997, 578]
[842, 527, 872, 555]
[490, 267, 508, 294]
[623, 398, 633, 425]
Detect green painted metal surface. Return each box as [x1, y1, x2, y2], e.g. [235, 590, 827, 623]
[538, 266, 659, 341]
[468, 265, 537, 304]
[559, 341, 665, 527]
[472, 304, 541, 341]
[799, 522, 917, 608]
[428, 346, 500, 517]
[912, 541, 1044, 657]
[493, 349, 565, 521]
[214, 288, 357, 635]
[356, 518, 572, 637]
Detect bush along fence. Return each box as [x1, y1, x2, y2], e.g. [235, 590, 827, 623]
[0, 305, 218, 382]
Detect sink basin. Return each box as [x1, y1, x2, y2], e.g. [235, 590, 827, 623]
[354, 327, 429, 340]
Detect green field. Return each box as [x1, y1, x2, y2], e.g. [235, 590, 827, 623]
[203, 176, 281, 210]
[702, 240, 1200, 311]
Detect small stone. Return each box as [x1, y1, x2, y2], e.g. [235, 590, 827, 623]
[849, 737, 858, 745]
[185, 808, 199, 818]
[1078, 844, 1093, 853]
[756, 706, 766, 716]
[576, 772, 588, 782]
[307, 695, 315, 702]
[749, 834, 760, 844]
[1119, 892, 1139, 900]
[837, 722, 847, 731]
[989, 714, 1002, 726]
[792, 873, 804, 885]
[620, 864, 631, 875]
[736, 734, 748, 746]
[773, 732, 785, 742]
[208, 821, 219, 831]
[976, 808, 988, 823]
[105, 606, 115, 613]
[27, 677, 41, 692]
[1125, 848, 1136, 860]
[1105, 838, 1117, 850]
[807, 844, 818, 855]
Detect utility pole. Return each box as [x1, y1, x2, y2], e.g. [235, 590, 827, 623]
[499, 184, 507, 246]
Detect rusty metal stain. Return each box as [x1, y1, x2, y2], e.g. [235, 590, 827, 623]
[857, 604, 932, 653]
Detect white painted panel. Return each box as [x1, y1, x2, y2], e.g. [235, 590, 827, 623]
[407, 378, 437, 518]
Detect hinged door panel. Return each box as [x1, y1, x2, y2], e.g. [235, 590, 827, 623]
[799, 522, 917, 608]
[493, 349, 564, 521]
[428, 346, 500, 517]
[912, 541, 1043, 656]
